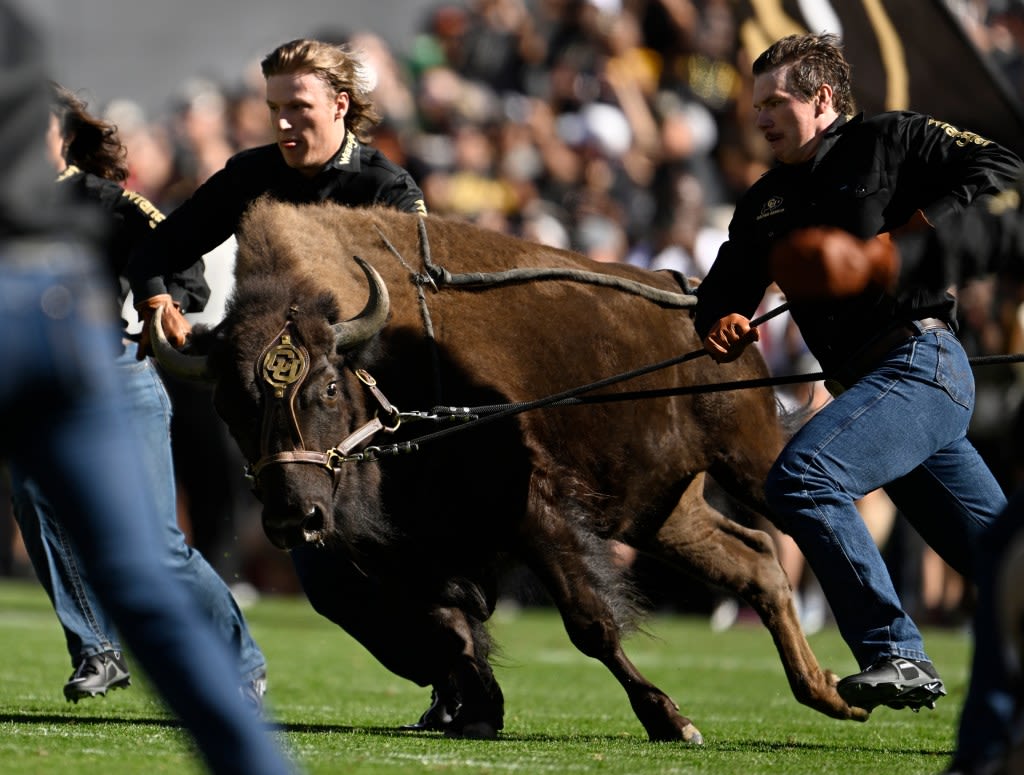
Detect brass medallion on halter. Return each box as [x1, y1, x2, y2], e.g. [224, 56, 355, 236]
[259, 327, 309, 399]
[255, 321, 312, 453]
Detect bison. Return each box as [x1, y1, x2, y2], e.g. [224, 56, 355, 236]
[155, 198, 866, 741]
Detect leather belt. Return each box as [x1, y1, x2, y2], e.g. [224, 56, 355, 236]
[825, 317, 951, 397]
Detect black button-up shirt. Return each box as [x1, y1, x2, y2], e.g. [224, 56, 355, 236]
[694, 112, 1023, 373]
[127, 131, 426, 302]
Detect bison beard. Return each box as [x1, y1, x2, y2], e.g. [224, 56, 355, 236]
[158, 199, 869, 742]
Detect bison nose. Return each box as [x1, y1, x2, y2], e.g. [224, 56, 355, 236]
[263, 503, 329, 549]
[298, 504, 327, 542]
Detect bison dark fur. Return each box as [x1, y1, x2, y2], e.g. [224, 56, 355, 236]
[170, 199, 867, 742]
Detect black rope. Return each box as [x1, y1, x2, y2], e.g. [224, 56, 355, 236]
[445, 370, 828, 416]
[414, 215, 697, 308]
[361, 218, 1024, 460]
[966, 352, 1024, 367]
[419, 348, 1024, 429]
[446, 350, 1024, 418]
[364, 304, 791, 455]
[363, 342, 1024, 461]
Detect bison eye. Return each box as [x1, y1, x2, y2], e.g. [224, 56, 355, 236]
[326, 382, 338, 398]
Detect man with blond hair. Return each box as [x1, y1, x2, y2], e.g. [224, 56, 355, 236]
[127, 37, 426, 354]
[124, 36, 441, 728]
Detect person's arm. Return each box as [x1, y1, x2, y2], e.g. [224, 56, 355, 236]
[125, 160, 249, 354]
[694, 227, 773, 363]
[851, 115, 1023, 289]
[894, 113, 1023, 230]
[112, 187, 209, 315]
[165, 259, 210, 316]
[694, 229, 772, 339]
[900, 183, 1024, 288]
[125, 159, 249, 303]
[771, 119, 1024, 304]
[873, 119, 1023, 293]
[0, 1, 94, 242]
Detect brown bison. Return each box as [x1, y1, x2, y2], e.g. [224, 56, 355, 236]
[155, 198, 866, 741]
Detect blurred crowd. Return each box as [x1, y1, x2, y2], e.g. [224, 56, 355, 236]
[3, 0, 1024, 627]
[104, 0, 760, 270]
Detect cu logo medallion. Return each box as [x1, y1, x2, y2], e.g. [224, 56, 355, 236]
[261, 334, 307, 396]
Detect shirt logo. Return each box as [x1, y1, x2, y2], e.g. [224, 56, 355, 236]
[757, 196, 784, 221]
[928, 118, 992, 148]
[335, 131, 358, 168]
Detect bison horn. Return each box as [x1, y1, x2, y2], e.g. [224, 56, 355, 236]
[151, 304, 212, 381]
[332, 256, 390, 350]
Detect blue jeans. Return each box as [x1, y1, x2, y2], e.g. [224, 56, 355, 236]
[10, 340, 266, 684]
[765, 328, 1005, 668]
[0, 245, 291, 774]
[953, 489, 1024, 767]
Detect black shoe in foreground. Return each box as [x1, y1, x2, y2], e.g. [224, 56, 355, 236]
[837, 657, 946, 711]
[64, 651, 131, 702]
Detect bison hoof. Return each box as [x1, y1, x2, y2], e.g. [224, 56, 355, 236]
[820, 669, 871, 721]
[848, 705, 871, 722]
[400, 691, 457, 731]
[447, 721, 498, 740]
[681, 722, 704, 745]
[647, 719, 704, 744]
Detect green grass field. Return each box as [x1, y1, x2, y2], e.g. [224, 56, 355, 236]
[0, 578, 969, 774]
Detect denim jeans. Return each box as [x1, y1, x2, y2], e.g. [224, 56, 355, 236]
[11, 340, 266, 684]
[953, 489, 1024, 766]
[765, 328, 1005, 668]
[0, 246, 290, 774]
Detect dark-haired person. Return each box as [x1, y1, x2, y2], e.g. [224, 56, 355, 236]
[694, 32, 1022, 713]
[8, 82, 268, 708]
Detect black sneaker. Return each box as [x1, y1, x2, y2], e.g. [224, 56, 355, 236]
[64, 651, 131, 702]
[837, 657, 946, 711]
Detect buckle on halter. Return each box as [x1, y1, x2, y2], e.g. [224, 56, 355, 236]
[378, 408, 402, 432]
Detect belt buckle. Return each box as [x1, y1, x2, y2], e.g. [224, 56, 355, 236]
[913, 317, 948, 334]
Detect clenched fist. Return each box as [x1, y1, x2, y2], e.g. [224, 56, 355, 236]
[704, 313, 759, 363]
[135, 293, 192, 360]
[769, 227, 900, 301]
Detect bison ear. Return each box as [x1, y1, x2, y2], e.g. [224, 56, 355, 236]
[331, 256, 390, 351]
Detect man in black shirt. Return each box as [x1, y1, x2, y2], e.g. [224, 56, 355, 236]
[695, 32, 1021, 715]
[127, 37, 426, 356]
[126, 35, 449, 727]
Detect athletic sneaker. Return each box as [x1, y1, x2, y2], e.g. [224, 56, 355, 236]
[63, 651, 131, 702]
[837, 657, 946, 711]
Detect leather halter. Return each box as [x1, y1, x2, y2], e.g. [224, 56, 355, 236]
[247, 317, 401, 487]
